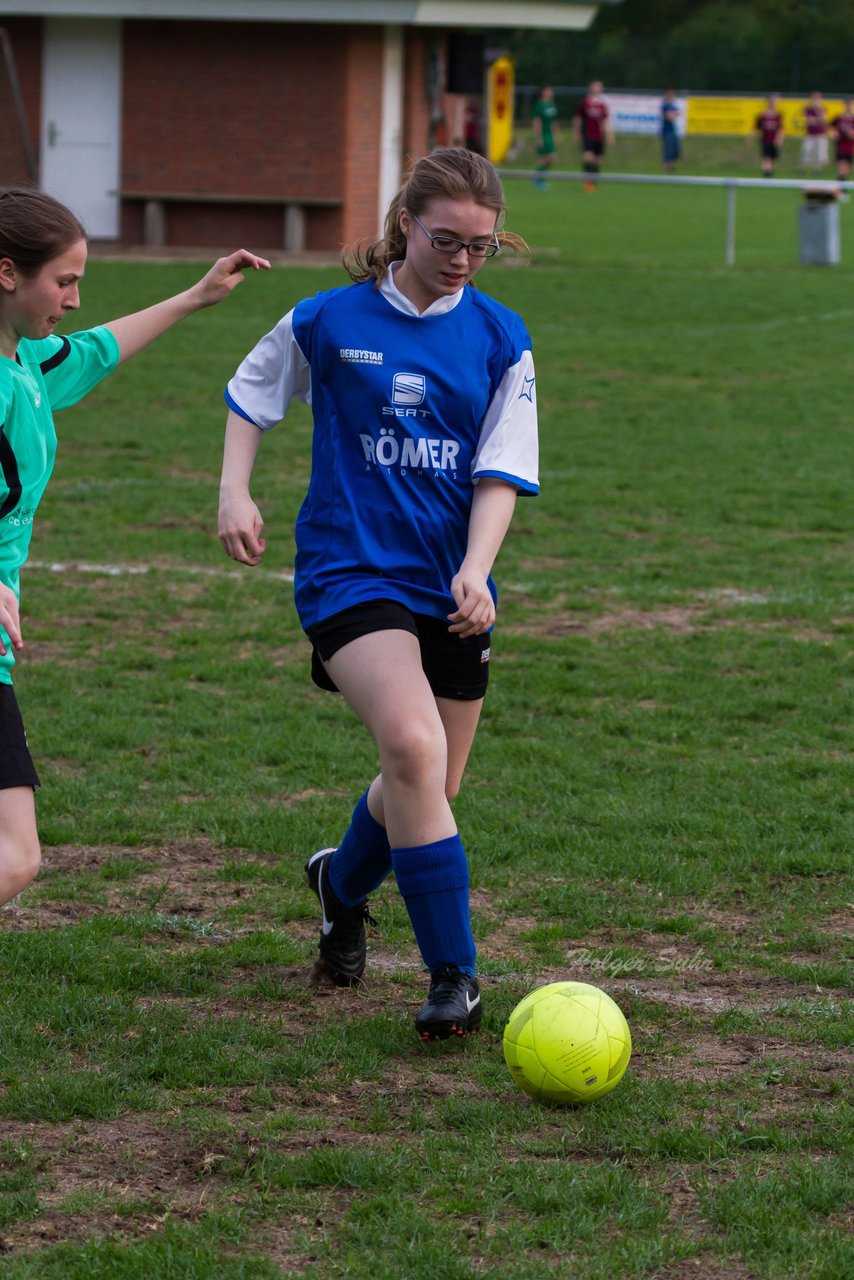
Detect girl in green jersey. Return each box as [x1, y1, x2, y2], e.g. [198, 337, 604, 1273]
[0, 186, 269, 908]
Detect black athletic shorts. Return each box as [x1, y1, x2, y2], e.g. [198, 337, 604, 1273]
[0, 682, 40, 789]
[306, 599, 491, 701]
[761, 140, 780, 160]
[583, 137, 605, 156]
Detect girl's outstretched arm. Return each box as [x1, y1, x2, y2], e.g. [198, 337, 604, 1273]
[448, 477, 518, 638]
[105, 249, 271, 364]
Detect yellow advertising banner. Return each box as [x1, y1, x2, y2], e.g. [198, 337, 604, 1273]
[487, 56, 514, 164]
[687, 96, 848, 136]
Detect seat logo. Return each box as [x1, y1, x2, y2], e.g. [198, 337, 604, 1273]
[392, 372, 426, 406]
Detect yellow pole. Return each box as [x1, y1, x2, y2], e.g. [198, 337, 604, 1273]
[487, 56, 515, 164]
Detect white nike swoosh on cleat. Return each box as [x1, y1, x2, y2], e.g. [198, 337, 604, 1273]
[308, 849, 336, 935]
[318, 879, 333, 936]
[465, 991, 481, 1013]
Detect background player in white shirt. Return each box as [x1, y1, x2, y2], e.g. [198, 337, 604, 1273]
[218, 148, 539, 1041]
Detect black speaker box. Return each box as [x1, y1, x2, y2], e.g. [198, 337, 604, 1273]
[447, 34, 485, 95]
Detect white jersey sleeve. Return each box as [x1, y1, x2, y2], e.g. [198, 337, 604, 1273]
[472, 349, 539, 495]
[225, 308, 311, 430]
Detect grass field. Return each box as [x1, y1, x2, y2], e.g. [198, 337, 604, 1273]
[511, 125, 850, 180]
[0, 147, 851, 1278]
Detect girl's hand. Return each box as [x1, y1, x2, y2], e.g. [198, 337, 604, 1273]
[189, 250, 272, 309]
[448, 565, 495, 638]
[0, 584, 22, 656]
[218, 492, 266, 566]
[107, 251, 272, 365]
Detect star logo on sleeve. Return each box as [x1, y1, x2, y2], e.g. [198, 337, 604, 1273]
[518, 375, 535, 402]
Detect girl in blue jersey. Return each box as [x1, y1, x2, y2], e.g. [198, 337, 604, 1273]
[0, 185, 269, 910]
[218, 148, 539, 1041]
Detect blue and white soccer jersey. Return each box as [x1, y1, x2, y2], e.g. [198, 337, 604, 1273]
[225, 264, 538, 629]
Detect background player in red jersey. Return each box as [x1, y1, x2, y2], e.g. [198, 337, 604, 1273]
[802, 90, 829, 172]
[830, 98, 854, 183]
[573, 80, 614, 191]
[755, 93, 784, 177]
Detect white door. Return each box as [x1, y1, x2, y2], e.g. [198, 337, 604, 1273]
[41, 18, 121, 239]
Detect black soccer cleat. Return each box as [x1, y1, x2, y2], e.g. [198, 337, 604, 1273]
[305, 847, 375, 987]
[415, 965, 482, 1042]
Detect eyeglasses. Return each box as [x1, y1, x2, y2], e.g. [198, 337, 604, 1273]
[410, 212, 500, 259]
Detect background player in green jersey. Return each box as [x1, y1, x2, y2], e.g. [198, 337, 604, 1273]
[532, 85, 560, 189]
[0, 186, 269, 910]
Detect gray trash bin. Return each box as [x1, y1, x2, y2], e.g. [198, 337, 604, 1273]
[799, 190, 840, 265]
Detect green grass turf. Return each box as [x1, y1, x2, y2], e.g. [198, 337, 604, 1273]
[0, 141, 851, 1275]
[511, 125, 846, 180]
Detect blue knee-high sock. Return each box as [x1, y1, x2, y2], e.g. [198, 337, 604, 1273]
[328, 791, 392, 907]
[391, 835, 476, 977]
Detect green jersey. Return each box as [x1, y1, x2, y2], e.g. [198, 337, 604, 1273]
[533, 99, 559, 154]
[0, 326, 119, 683]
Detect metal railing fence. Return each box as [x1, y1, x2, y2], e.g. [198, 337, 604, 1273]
[499, 169, 853, 266]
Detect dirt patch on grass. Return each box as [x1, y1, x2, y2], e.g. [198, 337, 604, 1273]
[540, 605, 718, 636]
[530, 606, 838, 641]
[632, 1034, 848, 1090]
[607, 968, 841, 1015]
[503, 586, 845, 643]
[2, 849, 849, 1271]
[0, 1116, 217, 1254]
[658, 1256, 760, 1279]
[0, 1056, 483, 1260]
[3, 839, 292, 931]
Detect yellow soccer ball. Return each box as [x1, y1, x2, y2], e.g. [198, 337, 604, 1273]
[503, 981, 632, 1105]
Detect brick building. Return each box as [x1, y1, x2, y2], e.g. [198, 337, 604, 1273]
[0, 1, 615, 252]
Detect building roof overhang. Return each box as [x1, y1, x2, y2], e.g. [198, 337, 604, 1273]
[0, 1, 622, 33]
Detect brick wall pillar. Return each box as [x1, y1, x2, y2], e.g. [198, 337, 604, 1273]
[339, 26, 385, 249]
[0, 19, 42, 186]
[403, 29, 435, 166]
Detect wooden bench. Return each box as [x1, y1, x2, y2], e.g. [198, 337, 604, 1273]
[116, 190, 343, 252]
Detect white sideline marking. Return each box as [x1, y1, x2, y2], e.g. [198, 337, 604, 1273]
[561, 306, 854, 339]
[28, 559, 295, 584]
[692, 307, 854, 337]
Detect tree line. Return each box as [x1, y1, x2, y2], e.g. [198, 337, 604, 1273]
[494, 0, 854, 94]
